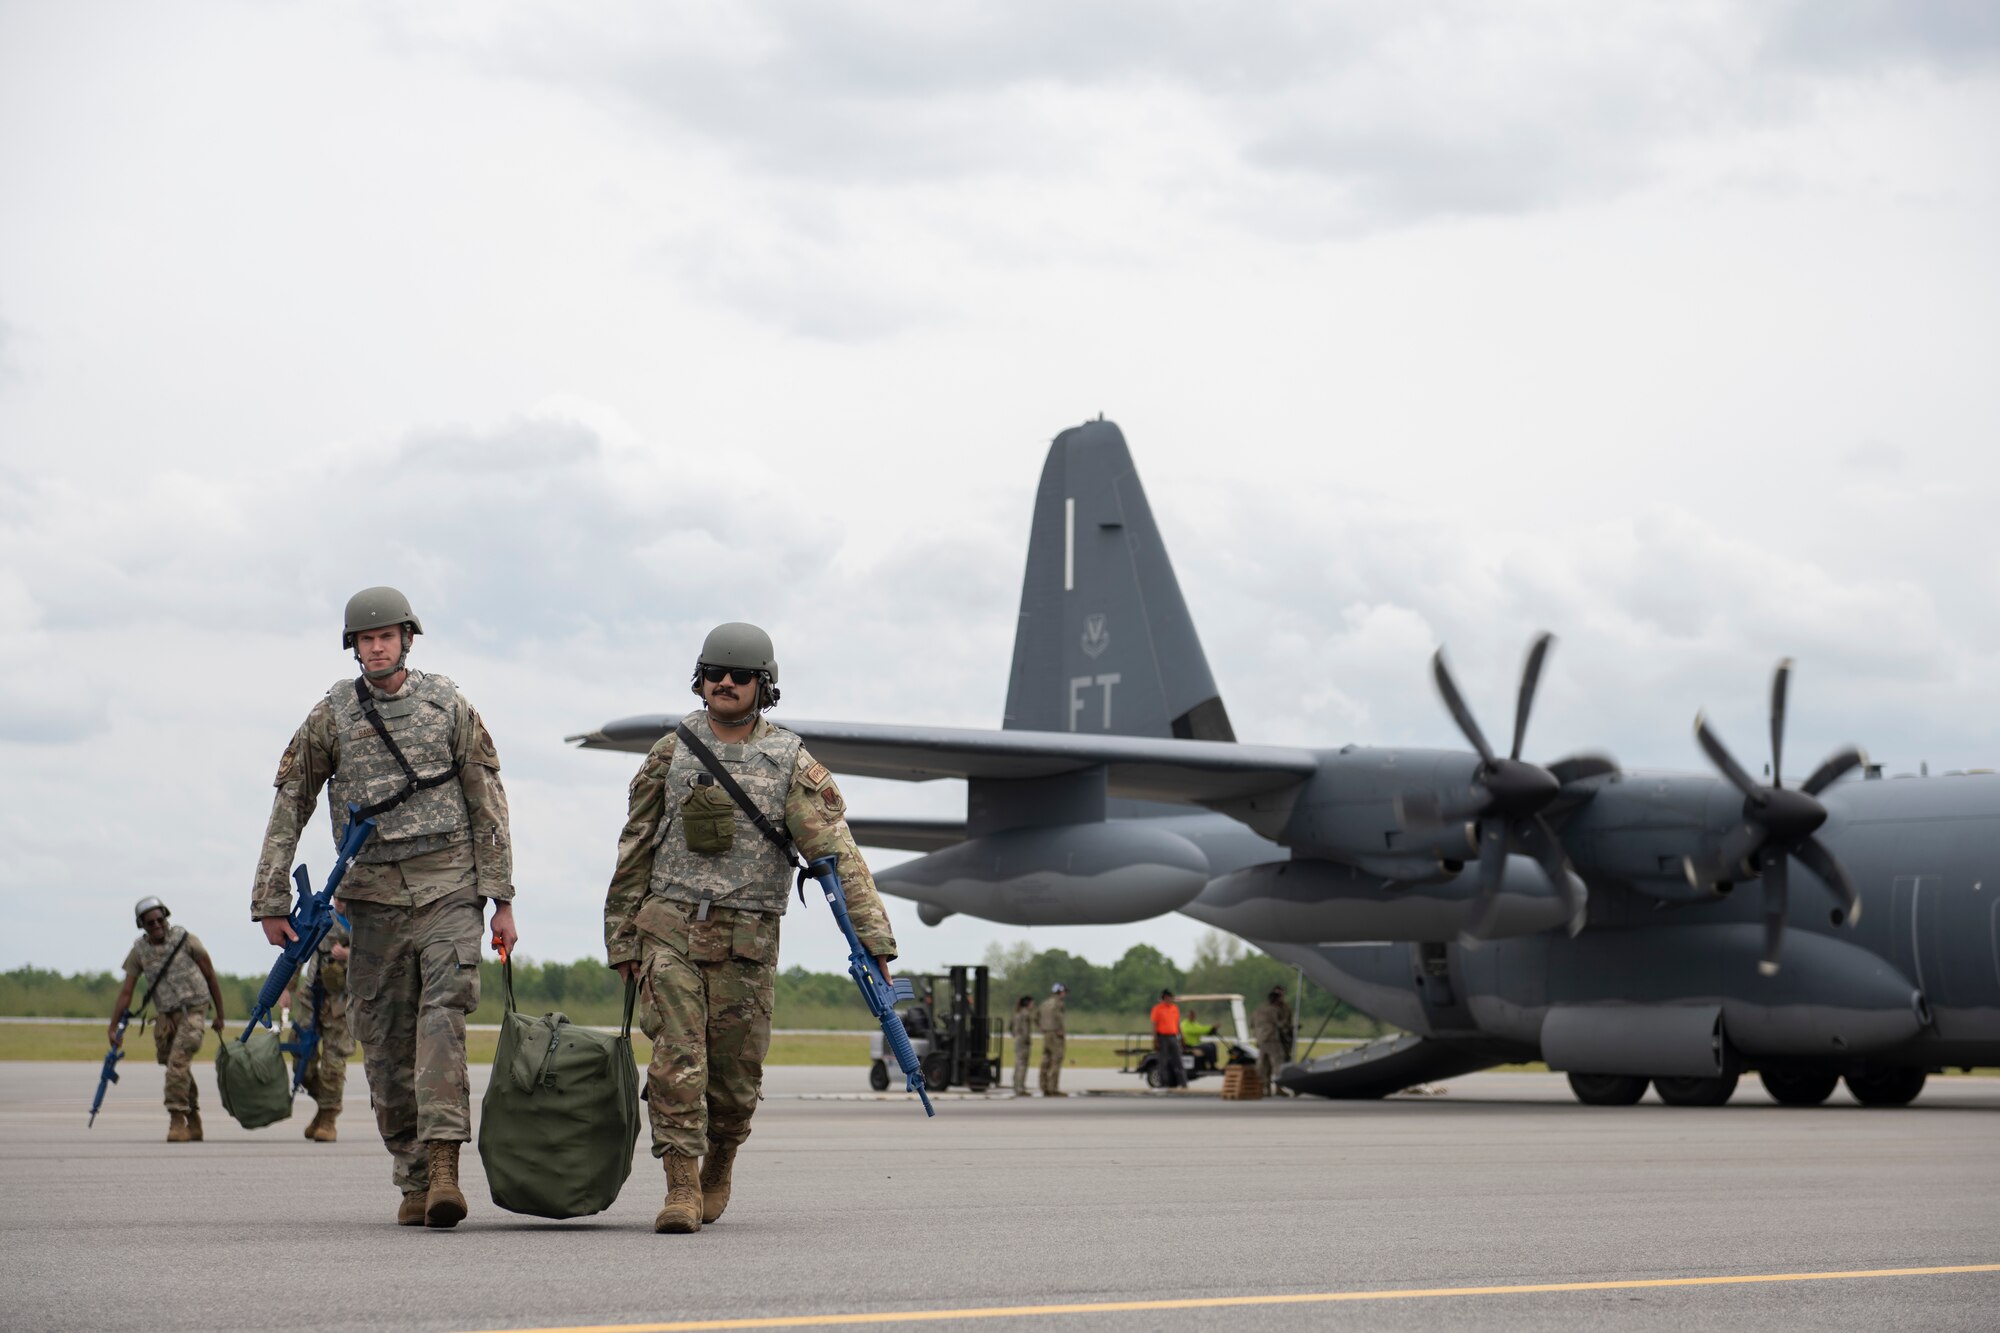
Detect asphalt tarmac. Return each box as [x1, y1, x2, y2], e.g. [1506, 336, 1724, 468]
[6, 1060, 1996, 1332]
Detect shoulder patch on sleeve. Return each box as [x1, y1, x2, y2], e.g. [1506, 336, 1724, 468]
[473, 715, 500, 767]
[274, 738, 300, 786]
[805, 761, 830, 787]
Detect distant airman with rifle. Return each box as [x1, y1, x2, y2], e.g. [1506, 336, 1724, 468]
[109, 896, 226, 1141]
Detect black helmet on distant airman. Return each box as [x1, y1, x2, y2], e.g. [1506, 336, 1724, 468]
[344, 586, 422, 679]
[690, 621, 781, 709]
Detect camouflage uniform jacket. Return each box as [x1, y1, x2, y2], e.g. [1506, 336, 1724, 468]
[1037, 994, 1067, 1037]
[1009, 1007, 1035, 1047]
[253, 669, 512, 918]
[604, 711, 897, 967]
[122, 927, 211, 1015]
[1250, 1000, 1293, 1053]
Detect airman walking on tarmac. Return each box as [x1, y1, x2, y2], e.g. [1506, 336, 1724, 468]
[280, 916, 355, 1141]
[603, 622, 901, 1234]
[253, 586, 518, 1229]
[109, 897, 227, 1142]
[1038, 982, 1068, 1096]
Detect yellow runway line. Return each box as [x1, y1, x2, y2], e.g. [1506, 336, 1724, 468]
[464, 1262, 2000, 1333]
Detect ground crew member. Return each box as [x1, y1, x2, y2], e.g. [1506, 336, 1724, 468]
[604, 622, 900, 1234]
[1148, 988, 1186, 1090]
[1251, 985, 1295, 1097]
[1009, 995, 1034, 1094]
[1037, 982, 1068, 1096]
[279, 916, 354, 1141]
[108, 897, 226, 1142]
[253, 586, 517, 1229]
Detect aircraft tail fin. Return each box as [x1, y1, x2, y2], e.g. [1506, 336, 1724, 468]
[1002, 419, 1233, 742]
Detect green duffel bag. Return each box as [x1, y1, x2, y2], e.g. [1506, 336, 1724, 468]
[478, 960, 642, 1220]
[216, 1025, 294, 1130]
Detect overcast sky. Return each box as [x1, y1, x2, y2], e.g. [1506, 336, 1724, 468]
[3, 1, 1998, 980]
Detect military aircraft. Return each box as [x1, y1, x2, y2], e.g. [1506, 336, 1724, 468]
[572, 420, 2000, 1107]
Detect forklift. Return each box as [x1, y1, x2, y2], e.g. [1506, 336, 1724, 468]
[868, 964, 1001, 1092]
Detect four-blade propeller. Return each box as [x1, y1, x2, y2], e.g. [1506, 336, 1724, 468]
[1408, 632, 1587, 939]
[1685, 658, 1865, 975]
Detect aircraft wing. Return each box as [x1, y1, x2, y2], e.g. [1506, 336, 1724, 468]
[568, 716, 1319, 804]
[845, 817, 968, 852]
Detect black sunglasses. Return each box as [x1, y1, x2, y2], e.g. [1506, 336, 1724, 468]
[700, 665, 761, 686]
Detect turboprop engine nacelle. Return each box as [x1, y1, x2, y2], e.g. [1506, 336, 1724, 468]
[876, 822, 1210, 927]
[1184, 856, 1576, 944]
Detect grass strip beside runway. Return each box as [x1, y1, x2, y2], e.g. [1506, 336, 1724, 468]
[460, 1264, 2000, 1332]
[0, 1021, 1137, 1068]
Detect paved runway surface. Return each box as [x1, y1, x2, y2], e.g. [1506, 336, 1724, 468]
[7, 1061, 1996, 1332]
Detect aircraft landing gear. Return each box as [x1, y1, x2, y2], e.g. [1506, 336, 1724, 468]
[1566, 1072, 1649, 1106]
[1844, 1065, 1927, 1107]
[1653, 1071, 1740, 1106]
[1758, 1068, 1839, 1106]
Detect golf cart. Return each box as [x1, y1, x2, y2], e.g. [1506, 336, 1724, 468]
[1120, 992, 1258, 1087]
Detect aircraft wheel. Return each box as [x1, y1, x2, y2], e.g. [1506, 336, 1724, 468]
[1845, 1066, 1927, 1107]
[1566, 1072, 1650, 1106]
[868, 1060, 889, 1092]
[1758, 1068, 1838, 1106]
[1653, 1071, 1740, 1107]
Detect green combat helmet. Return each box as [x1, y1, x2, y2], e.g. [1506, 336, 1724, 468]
[691, 621, 780, 708]
[344, 586, 423, 678]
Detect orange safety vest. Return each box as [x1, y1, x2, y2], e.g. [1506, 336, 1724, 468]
[1150, 1002, 1182, 1036]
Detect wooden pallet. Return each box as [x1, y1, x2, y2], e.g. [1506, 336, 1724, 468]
[1220, 1065, 1264, 1100]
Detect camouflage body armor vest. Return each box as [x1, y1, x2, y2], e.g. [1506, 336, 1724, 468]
[325, 671, 470, 864]
[132, 927, 207, 1014]
[648, 712, 803, 916]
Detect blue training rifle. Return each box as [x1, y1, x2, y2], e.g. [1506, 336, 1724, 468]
[801, 853, 934, 1117]
[88, 1011, 130, 1127]
[278, 966, 326, 1098]
[242, 804, 376, 1043]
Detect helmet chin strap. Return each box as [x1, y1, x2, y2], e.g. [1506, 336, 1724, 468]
[355, 627, 413, 682]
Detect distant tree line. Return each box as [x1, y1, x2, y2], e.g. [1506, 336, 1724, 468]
[1, 931, 1385, 1041]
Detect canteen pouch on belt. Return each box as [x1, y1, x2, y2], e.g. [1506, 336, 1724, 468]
[478, 955, 642, 1219]
[680, 774, 736, 855]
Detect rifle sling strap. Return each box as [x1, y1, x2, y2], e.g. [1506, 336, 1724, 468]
[674, 721, 807, 912]
[351, 677, 463, 822]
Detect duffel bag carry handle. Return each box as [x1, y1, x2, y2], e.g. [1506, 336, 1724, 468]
[620, 974, 638, 1040]
[497, 936, 517, 1014]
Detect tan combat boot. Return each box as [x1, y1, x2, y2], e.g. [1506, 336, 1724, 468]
[423, 1141, 468, 1229]
[699, 1141, 737, 1223]
[654, 1152, 703, 1233]
[397, 1190, 428, 1226]
[304, 1108, 338, 1142]
[185, 1109, 203, 1141]
[166, 1112, 191, 1142]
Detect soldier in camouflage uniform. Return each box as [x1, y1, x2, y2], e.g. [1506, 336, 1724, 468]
[109, 896, 227, 1141]
[280, 916, 354, 1141]
[1009, 995, 1035, 1095]
[254, 587, 517, 1229]
[1037, 983, 1068, 1096]
[605, 622, 899, 1234]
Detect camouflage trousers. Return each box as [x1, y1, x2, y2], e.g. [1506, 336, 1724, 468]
[633, 897, 777, 1159]
[346, 887, 482, 1193]
[1256, 1046, 1287, 1097]
[293, 980, 354, 1113]
[153, 1005, 210, 1114]
[1039, 1034, 1066, 1093]
[1013, 1041, 1032, 1094]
